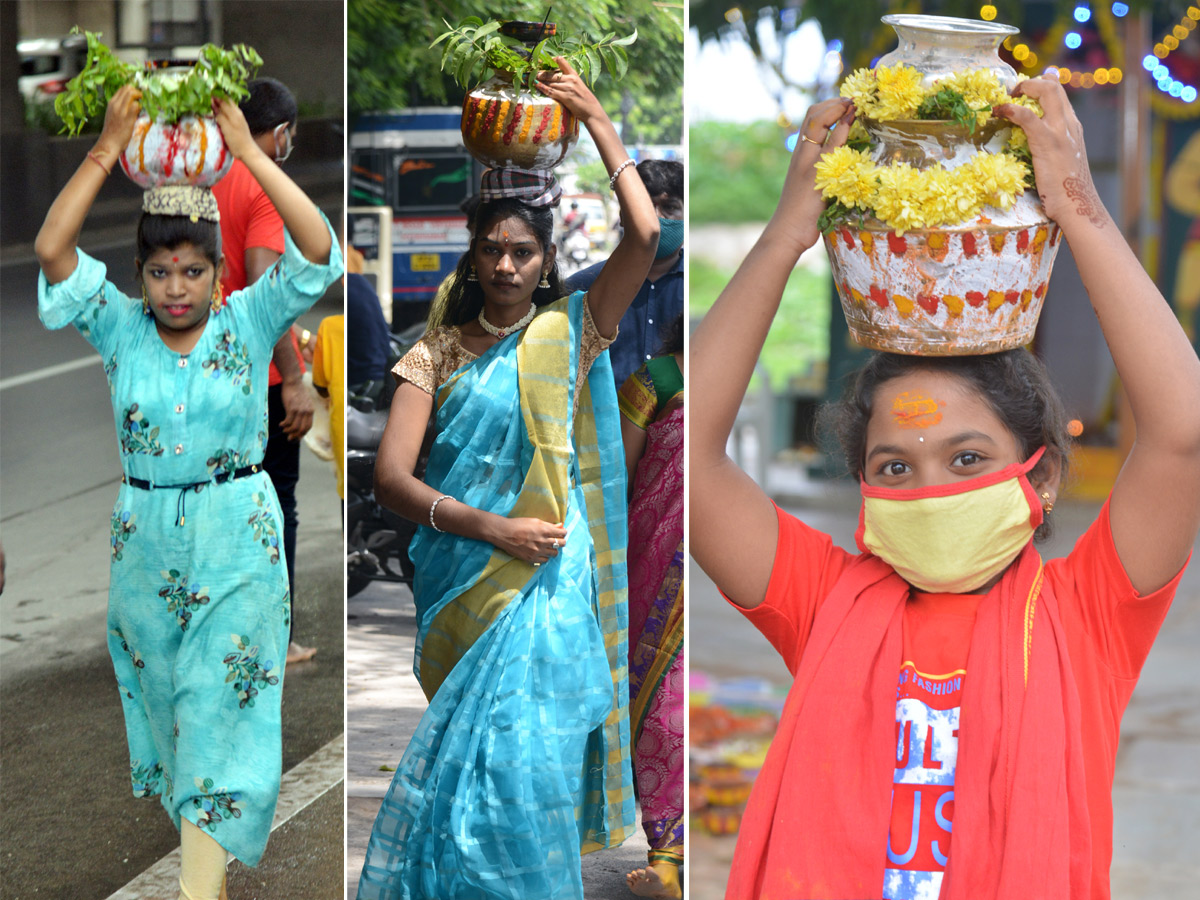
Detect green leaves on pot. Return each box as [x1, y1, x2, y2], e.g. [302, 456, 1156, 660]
[54, 29, 263, 136]
[431, 16, 636, 92]
[915, 87, 988, 133]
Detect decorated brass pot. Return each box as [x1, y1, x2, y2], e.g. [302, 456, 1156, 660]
[826, 14, 1060, 355]
[120, 114, 234, 189]
[460, 76, 579, 170]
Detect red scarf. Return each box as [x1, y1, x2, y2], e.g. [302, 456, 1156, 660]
[726, 543, 1091, 899]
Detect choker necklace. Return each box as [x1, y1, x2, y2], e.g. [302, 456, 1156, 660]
[478, 304, 536, 339]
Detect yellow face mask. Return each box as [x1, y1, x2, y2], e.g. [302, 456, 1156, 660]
[855, 447, 1046, 594]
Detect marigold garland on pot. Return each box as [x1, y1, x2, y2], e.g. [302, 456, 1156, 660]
[815, 64, 1045, 234]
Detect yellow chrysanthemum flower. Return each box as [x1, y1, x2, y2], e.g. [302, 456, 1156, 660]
[873, 65, 926, 120]
[873, 163, 932, 234]
[968, 153, 1028, 210]
[814, 146, 878, 208]
[848, 119, 871, 146]
[840, 67, 878, 109]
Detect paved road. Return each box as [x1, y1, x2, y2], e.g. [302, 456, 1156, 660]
[688, 474, 1200, 900]
[0, 230, 346, 898]
[345, 578, 651, 899]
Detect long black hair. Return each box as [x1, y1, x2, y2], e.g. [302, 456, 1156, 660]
[817, 350, 1073, 541]
[429, 198, 565, 330]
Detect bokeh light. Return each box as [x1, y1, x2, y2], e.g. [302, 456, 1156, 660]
[1065, 32, 1083, 50]
[1109, 68, 1123, 84]
[1068, 420, 1084, 437]
[1111, 2, 1129, 16]
[981, 5, 998, 22]
[1183, 85, 1198, 102]
[1074, 5, 1092, 23]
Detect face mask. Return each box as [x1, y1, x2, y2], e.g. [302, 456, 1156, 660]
[273, 122, 294, 163]
[855, 447, 1046, 594]
[655, 216, 683, 259]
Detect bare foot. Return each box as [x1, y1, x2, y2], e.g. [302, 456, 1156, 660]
[286, 641, 317, 664]
[626, 863, 682, 899]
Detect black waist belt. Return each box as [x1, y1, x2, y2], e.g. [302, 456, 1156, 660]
[121, 464, 262, 526]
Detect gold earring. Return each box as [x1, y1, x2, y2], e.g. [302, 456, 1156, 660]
[210, 281, 225, 313]
[538, 272, 550, 289]
[141, 284, 152, 317]
[1041, 491, 1054, 514]
[467, 265, 479, 282]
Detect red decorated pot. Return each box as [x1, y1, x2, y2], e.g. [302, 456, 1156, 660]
[460, 76, 579, 170]
[824, 14, 1062, 355]
[120, 114, 234, 189]
[825, 208, 1061, 355]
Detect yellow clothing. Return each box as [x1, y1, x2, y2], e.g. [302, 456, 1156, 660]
[312, 314, 345, 498]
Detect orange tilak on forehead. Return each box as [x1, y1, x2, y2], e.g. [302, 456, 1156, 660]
[891, 391, 945, 429]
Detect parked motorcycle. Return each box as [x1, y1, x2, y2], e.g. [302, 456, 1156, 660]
[345, 324, 427, 597]
[563, 228, 590, 268]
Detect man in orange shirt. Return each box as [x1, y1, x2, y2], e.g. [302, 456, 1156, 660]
[212, 77, 317, 663]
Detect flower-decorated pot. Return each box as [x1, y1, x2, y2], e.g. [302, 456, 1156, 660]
[826, 15, 1061, 355]
[460, 76, 579, 170]
[120, 114, 234, 189]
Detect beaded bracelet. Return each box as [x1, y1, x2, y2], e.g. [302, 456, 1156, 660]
[609, 158, 635, 190]
[86, 150, 113, 176]
[429, 494, 453, 533]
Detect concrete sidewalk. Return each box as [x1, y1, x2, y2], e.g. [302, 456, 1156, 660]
[345, 580, 651, 899]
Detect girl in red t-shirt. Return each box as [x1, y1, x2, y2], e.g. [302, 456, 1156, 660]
[690, 76, 1200, 900]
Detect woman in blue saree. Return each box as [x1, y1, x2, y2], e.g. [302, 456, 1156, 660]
[355, 58, 661, 900]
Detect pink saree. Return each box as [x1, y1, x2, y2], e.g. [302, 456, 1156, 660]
[621, 361, 684, 868]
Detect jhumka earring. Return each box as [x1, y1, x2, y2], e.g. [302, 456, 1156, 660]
[538, 271, 551, 289]
[467, 265, 479, 282]
[141, 284, 152, 317]
[210, 282, 225, 313]
[1041, 491, 1054, 514]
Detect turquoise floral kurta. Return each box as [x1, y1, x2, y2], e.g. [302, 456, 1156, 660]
[38, 222, 342, 865]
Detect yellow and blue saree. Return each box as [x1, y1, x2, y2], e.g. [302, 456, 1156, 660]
[356, 291, 635, 900]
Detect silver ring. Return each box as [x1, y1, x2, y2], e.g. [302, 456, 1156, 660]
[534, 562, 541, 567]
[552, 539, 559, 548]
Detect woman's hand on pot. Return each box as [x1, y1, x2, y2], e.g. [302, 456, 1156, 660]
[770, 97, 856, 251]
[95, 84, 142, 159]
[212, 97, 258, 161]
[492, 517, 568, 565]
[535, 57, 604, 123]
[993, 74, 1110, 230]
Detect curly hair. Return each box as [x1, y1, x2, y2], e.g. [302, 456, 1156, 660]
[817, 350, 1073, 541]
[427, 198, 566, 330]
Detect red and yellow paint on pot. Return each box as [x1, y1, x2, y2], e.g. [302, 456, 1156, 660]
[824, 202, 1063, 356]
[460, 77, 579, 170]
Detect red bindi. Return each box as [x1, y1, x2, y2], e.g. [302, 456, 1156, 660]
[172, 256, 179, 262]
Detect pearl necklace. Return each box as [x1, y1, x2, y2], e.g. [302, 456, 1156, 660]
[478, 304, 536, 339]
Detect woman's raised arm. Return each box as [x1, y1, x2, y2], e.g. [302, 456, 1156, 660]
[36, 85, 142, 284]
[998, 78, 1200, 594]
[690, 98, 854, 609]
[212, 97, 332, 265]
[535, 58, 659, 337]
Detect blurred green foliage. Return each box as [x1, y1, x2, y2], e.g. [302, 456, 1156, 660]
[690, 257, 830, 391]
[348, 0, 683, 145]
[690, 120, 792, 224]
